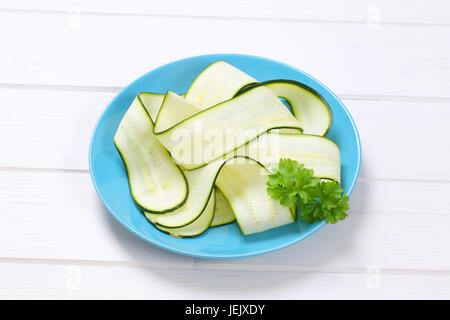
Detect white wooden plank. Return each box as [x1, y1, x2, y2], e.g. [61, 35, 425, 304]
[348, 99, 450, 181]
[0, 169, 195, 266]
[197, 181, 450, 271]
[197, 211, 450, 271]
[0, 262, 449, 299]
[1, 0, 449, 25]
[0, 11, 449, 98]
[1, 88, 449, 181]
[1, 169, 449, 270]
[349, 179, 450, 215]
[0, 88, 113, 171]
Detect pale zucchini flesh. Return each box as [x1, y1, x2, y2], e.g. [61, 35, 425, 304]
[148, 154, 295, 235]
[211, 188, 235, 227]
[115, 61, 341, 238]
[154, 86, 302, 170]
[245, 132, 341, 182]
[215, 158, 294, 235]
[137, 93, 165, 123]
[235, 80, 333, 136]
[149, 192, 215, 237]
[185, 61, 256, 109]
[153, 92, 202, 132]
[185, 61, 332, 137]
[113, 97, 188, 213]
[138, 92, 189, 124]
[146, 133, 340, 229]
[145, 159, 225, 228]
[120, 94, 339, 232]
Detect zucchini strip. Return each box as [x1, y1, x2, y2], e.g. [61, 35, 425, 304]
[137, 92, 165, 123]
[138, 92, 192, 124]
[113, 97, 188, 213]
[211, 188, 235, 227]
[153, 92, 202, 132]
[138, 94, 336, 181]
[245, 132, 341, 182]
[146, 130, 340, 230]
[149, 155, 293, 235]
[148, 191, 215, 237]
[137, 97, 339, 227]
[183, 61, 333, 136]
[153, 87, 302, 170]
[235, 80, 333, 136]
[215, 158, 294, 235]
[116, 61, 341, 237]
[185, 61, 256, 109]
[145, 158, 225, 228]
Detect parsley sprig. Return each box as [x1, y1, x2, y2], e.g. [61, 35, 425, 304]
[267, 158, 349, 224]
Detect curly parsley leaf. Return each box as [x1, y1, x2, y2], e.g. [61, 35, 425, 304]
[300, 181, 349, 224]
[266, 158, 349, 224]
[267, 159, 319, 208]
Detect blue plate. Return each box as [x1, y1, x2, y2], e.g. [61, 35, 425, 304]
[89, 54, 361, 259]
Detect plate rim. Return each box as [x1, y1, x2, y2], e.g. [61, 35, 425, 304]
[88, 53, 361, 259]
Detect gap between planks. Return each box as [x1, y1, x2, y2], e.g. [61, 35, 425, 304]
[1, 82, 450, 104]
[1, 257, 450, 277]
[1, 166, 450, 185]
[1, 8, 450, 28]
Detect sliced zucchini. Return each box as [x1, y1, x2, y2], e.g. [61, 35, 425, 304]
[153, 91, 202, 133]
[215, 157, 294, 235]
[235, 80, 332, 136]
[137, 93, 165, 123]
[145, 158, 225, 228]
[210, 188, 235, 227]
[148, 191, 215, 237]
[184, 61, 332, 136]
[148, 154, 294, 235]
[113, 97, 188, 213]
[116, 62, 341, 237]
[154, 87, 302, 170]
[185, 61, 256, 109]
[138, 92, 191, 124]
[245, 132, 341, 182]
[145, 131, 340, 228]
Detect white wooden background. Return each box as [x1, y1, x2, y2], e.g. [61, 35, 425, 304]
[1, 0, 450, 299]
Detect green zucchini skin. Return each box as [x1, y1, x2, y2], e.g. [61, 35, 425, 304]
[234, 82, 260, 96]
[235, 79, 328, 104]
[234, 79, 333, 136]
[209, 219, 235, 228]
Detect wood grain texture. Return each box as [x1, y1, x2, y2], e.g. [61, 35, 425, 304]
[0, 11, 449, 98]
[1, 262, 449, 299]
